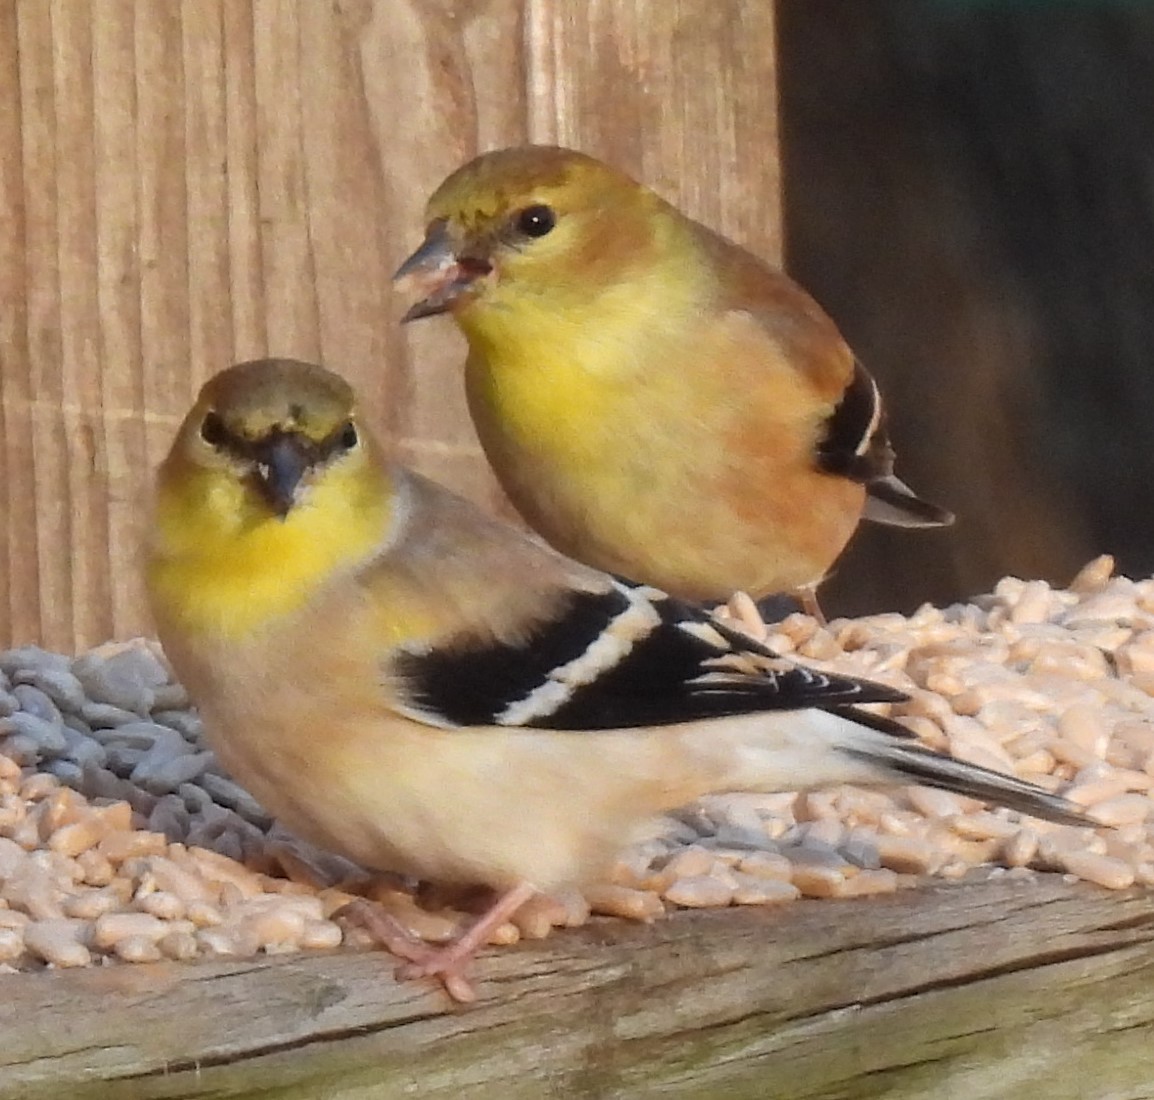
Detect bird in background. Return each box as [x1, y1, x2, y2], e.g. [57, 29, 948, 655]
[394, 145, 953, 623]
[147, 359, 1076, 1003]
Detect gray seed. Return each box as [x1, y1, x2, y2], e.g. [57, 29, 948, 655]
[184, 805, 249, 851]
[778, 824, 803, 845]
[85, 726, 133, 747]
[4, 713, 67, 756]
[123, 786, 158, 817]
[184, 823, 222, 850]
[128, 729, 192, 779]
[62, 715, 94, 738]
[105, 746, 146, 777]
[187, 804, 232, 837]
[14, 668, 87, 714]
[842, 836, 883, 870]
[133, 750, 214, 796]
[206, 800, 245, 828]
[240, 830, 271, 863]
[121, 646, 171, 688]
[60, 728, 107, 771]
[148, 796, 191, 842]
[783, 841, 852, 870]
[210, 831, 245, 864]
[73, 649, 168, 715]
[178, 783, 216, 814]
[700, 825, 778, 852]
[44, 760, 85, 787]
[80, 702, 146, 730]
[101, 722, 171, 751]
[151, 710, 204, 744]
[0, 647, 71, 677]
[200, 774, 272, 828]
[232, 816, 268, 844]
[12, 684, 63, 727]
[83, 767, 130, 803]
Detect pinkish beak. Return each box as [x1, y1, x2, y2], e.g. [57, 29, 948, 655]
[393, 220, 492, 322]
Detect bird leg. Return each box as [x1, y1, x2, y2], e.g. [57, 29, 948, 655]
[338, 881, 538, 1003]
[395, 880, 538, 1001]
[794, 583, 828, 627]
[747, 589, 828, 630]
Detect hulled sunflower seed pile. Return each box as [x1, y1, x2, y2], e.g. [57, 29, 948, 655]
[0, 554, 1151, 971]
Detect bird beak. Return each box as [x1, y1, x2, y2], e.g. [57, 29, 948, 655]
[393, 220, 492, 323]
[253, 435, 311, 518]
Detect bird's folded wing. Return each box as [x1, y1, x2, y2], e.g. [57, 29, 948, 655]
[817, 359, 955, 527]
[392, 579, 906, 731]
[815, 359, 890, 483]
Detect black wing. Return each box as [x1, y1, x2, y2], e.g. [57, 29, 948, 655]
[816, 359, 892, 483]
[395, 580, 906, 731]
[817, 360, 954, 528]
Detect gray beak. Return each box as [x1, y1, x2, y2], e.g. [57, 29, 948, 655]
[393, 220, 491, 322]
[254, 435, 311, 517]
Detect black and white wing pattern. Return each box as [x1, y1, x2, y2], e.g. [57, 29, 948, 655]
[394, 579, 906, 731]
[816, 359, 953, 528]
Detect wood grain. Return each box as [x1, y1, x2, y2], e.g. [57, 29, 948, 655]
[1, 877, 1153, 1098]
[0, 0, 781, 651]
[527, 0, 780, 260]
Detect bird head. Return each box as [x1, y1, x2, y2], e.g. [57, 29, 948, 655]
[164, 358, 371, 521]
[394, 145, 680, 333]
[149, 359, 395, 640]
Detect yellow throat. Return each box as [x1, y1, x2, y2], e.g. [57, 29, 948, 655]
[147, 455, 393, 642]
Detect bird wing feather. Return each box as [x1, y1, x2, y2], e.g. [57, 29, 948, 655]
[367, 478, 907, 732]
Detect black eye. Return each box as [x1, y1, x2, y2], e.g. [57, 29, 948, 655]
[200, 411, 228, 447]
[516, 204, 556, 238]
[339, 422, 358, 449]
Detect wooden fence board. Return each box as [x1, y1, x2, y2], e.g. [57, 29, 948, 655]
[0, 877, 1152, 1098]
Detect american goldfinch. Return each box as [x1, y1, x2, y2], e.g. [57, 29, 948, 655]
[394, 146, 953, 620]
[147, 358, 1073, 1003]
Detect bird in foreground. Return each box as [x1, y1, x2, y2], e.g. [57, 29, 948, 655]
[147, 358, 1078, 1003]
[394, 145, 953, 621]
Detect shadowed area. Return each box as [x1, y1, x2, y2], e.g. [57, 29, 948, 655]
[779, 0, 1154, 614]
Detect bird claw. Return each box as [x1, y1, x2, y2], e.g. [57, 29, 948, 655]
[334, 898, 480, 1002]
[396, 949, 478, 1003]
[334, 899, 428, 964]
[336, 881, 538, 1004]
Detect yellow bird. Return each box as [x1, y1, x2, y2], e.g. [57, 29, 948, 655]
[147, 358, 1075, 1003]
[394, 146, 953, 620]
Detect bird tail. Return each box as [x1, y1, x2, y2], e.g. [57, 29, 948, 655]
[692, 707, 1086, 828]
[864, 474, 955, 528]
[832, 706, 1086, 826]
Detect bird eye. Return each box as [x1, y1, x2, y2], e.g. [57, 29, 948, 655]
[515, 204, 556, 239]
[339, 422, 358, 449]
[200, 412, 228, 448]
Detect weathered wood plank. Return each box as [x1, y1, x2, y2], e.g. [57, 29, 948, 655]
[2, 877, 1153, 1099]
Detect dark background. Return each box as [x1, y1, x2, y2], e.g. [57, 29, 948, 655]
[777, 0, 1154, 615]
